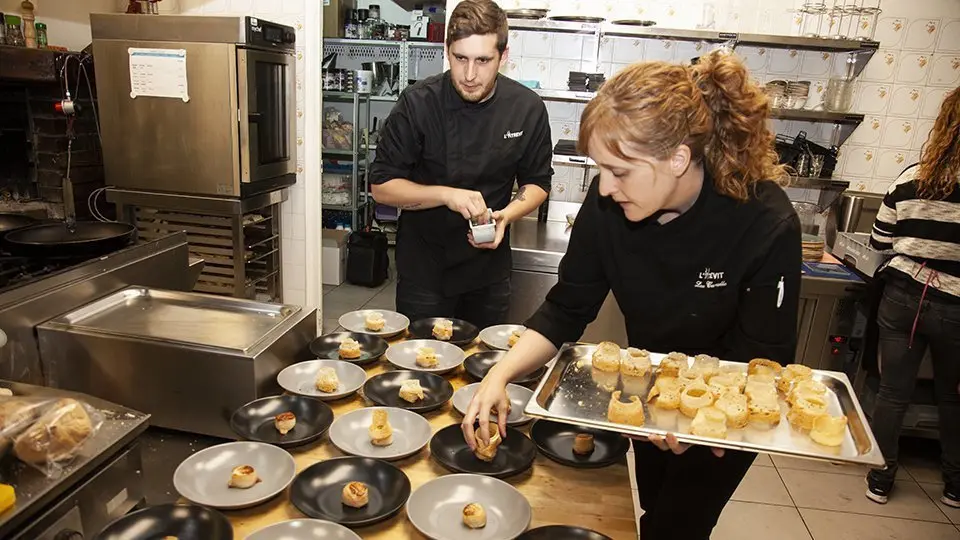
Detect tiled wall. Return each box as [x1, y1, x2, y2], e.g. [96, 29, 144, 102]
[449, 0, 960, 199]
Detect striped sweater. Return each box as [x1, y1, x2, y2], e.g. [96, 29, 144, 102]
[870, 165, 960, 298]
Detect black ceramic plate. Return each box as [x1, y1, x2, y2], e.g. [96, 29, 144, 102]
[530, 420, 630, 469]
[362, 370, 453, 413]
[309, 332, 388, 365]
[549, 15, 605, 23]
[407, 317, 480, 347]
[95, 504, 233, 540]
[518, 525, 613, 540]
[611, 19, 657, 26]
[464, 351, 547, 386]
[289, 457, 411, 528]
[429, 424, 536, 479]
[230, 394, 334, 448]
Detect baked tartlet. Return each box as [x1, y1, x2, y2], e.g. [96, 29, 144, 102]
[474, 425, 502, 462]
[715, 391, 749, 429]
[690, 354, 721, 382]
[275, 412, 296, 435]
[592, 342, 622, 372]
[342, 481, 369, 508]
[747, 392, 781, 427]
[690, 406, 728, 439]
[463, 502, 487, 529]
[315, 367, 340, 393]
[365, 312, 385, 332]
[572, 433, 595, 455]
[339, 337, 362, 359]
[748, 358, 783, 377]
[621, 348, 652, 377]
[777, 364, 814, 394]
[679, 381, 715, 418]
[787, 395, 828, 431]
[607, 390, 645, 426]
[658, 352, 688, 377]
[399, 379, 425, 402]
[788, 379, 828, 406]
[810, 414, 847, 447]
[369, 409, 393, 446]
[416, 347, 439, 368]
[433, 319, 454, 341]
[647, 376, 684, 410]
[228, 465, 260, 489]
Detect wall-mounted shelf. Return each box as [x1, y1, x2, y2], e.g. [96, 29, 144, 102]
[535, 88, 594, 103]
[323, 38, 443, 49]
[789, 176, 850, 190]
[771, 109, 864, 124]
[553, 154, 595, 167]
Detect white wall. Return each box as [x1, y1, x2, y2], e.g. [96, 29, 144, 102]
[0, 0, 120, 51]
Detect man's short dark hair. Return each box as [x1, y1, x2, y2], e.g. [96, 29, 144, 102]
[446, 0, 509, 55]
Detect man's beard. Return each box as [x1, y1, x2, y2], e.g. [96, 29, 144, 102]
[454, 78, 496, 103]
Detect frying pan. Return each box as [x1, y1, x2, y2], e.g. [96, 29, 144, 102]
[0, 213, 37, 236]
[3, 221, 137, 258]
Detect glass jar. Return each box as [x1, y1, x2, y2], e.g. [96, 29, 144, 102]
[4, 15, 25, 46]
[34, 22, 47, 49]
[824, 77, 856, 112]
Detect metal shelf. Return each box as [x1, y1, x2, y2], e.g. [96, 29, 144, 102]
[534, 88, 595, 103]
[736, 33, 878, 52]
[322, 148, 366, 158]
[324, 198, 372, 212]
[323, 91, 372, 102]
[770, 109, 864, 124]
[789, 176, 850, 189]
[553, 154, 595, 167]
[371, 95, 399, 102]
[323, 38, 404, 47]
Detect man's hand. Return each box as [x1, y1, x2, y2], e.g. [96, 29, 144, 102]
[443, 188, 488, 221]
[468, 210, 509, 250]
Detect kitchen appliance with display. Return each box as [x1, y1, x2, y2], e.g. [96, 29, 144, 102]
[90, 14, 297, 198]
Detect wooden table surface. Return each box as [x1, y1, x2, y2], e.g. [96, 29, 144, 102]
[227, 339, 637, 539]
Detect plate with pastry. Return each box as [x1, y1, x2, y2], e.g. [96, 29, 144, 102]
[309, 332, 389, 365]
[329, 406, 432, 461]
[406, 473, 532, 540]
[408, 317, 480, 347]
[452, 383, 534, 426]
[385, 339, 466, 375]
[529, 420, 630, 468]
[230, 394, 334, 448]
[429, 424, 536, 479]
[246, 519, 361, 540]
[362, 370, 454, 413]
[173, 441, 296, 510]
[289, 456, 411, 528]
[463, 351, 548, 386]
[96, 503, 233, 540]
[518, 525, 614, 540]
[479, 324, 527, 351]
[277, 359, 367, 401]
[339, 310, 409, 339]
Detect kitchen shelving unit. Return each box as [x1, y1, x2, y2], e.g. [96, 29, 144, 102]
[322, 91, 372, 231]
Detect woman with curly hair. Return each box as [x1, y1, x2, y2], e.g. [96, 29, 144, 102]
[462, 50, 801, 539]
[867, 86, 960, 507]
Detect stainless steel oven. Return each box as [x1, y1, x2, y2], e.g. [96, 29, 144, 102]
[91, 14, 297, 198]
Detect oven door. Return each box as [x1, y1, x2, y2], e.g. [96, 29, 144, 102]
[238, 48, 297, 185]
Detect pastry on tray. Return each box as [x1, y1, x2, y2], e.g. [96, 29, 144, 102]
[592, 341, 622, 373]
[369, 409, 393, 446]
[647, 376, 683, 410]
[433, 319, 454, 341]
[339, 337, 362, 359]
[747, 392, 781, 427]
[715, 391, 749, 429]
[690, 406, 728, 439]
[416, 347, 439, 368]
[463, 502, 487, 529]
[679, 381, 715, 418]
[342, 481, 369, 508]
[315, 367, 340, 393]
[787, 395, 828, 431]
[777, 364, 813, 394]
[621, 348, 652, 377]
[573, 433, 595, 455]
[474, 425, 502, 462]
[607, 390, 645, 427]
[657, 352, 688, 377]
[810, 414, 847, 447]
[508, 329, 523, 348]
[748, 358, 783, 377]
[275, 412, 296, 435]
[788, 379, 828, 406]
[399, 379, 425, 403]
[228, 465, 260, 489]
[365, 312, 385, 332]
[677, 368, 705, 387]
[709, 372, 747, 397]
[690, 354, 721, 382]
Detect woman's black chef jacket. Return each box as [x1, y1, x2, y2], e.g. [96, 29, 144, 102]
[369, 72, 553, 297]
[526, 175, 802, 364]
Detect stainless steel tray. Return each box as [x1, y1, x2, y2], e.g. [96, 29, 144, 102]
[524, 344, 884, 466]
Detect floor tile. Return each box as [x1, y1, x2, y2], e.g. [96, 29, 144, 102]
[800, 508, 960, 540]
[713, 501, 812, 540]
[772, 454, 911, 480]
[322, 284, 337, 295]
[903, 455, 944, 485]
[754, 453, 774, 467]
[921, 483, 960, 525]
[731, 465, 794, 506]
[362, 289, 396, 311]
[780, 469, 948, 523]
[321, 319, 341, 334]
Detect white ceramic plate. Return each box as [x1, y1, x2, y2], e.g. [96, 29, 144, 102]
[329, 406, 432, 461]
[173, 441, 296, 510]
[339, 309, 409, 338]
[479, 324, 526, 351]
[277, 359, 366, 400]
[452, 383, 534, 425]
[385, 339, 465, 375]
[406, 474, 532, 540]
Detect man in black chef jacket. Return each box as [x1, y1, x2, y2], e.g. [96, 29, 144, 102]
[369, 0, 552, 328]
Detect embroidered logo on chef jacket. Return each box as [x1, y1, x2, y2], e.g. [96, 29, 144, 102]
[695, 267, 727, 290]
[503, 130, 524, 140]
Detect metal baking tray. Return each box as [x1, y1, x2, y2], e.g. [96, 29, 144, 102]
[525, 344, 884, 466]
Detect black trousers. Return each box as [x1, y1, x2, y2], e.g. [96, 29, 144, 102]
[396, 276, 511, 330]
[634, 440, 755, 539]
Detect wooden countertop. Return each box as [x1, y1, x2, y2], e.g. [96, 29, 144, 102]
[227, 341, 637, 539]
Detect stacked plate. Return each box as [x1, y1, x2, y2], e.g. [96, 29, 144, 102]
[568, 71, 605, 92]
[786, 81, 811, 109]
[764, 80, 788, 109]
[802, 233, 825, 262]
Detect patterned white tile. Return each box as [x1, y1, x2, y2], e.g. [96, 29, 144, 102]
[874, 17, 907, 49]
[902, 18, 941, 51]
[927, 55, 960, 87]
[520, 58, 549, 86]
[552, 34, 585, 61]
[920, 86, 952, 118]
[879, 117, 917, 149]
[847, 115, 884, 146]
[807, 78, 828, 110]
[549, 121, 579, 143]
[868, 179, 895, 195]
[502, 56, 522, 80]
[895, 52, 933, 84]
[861, 49, 900, 82]
[611, 37, 646, 64]
[737, 46, 770, 74]
[856, 83, 893, 114]
[546, 101, 580, 122]
[522, 32, 554, 58]
[937, 19, 960, 52]
[644, 39, 676, 63]
[842, 146, 879, 178]
[887, 85, 925, 117]
[548, 60, 582, 91]
[550, 178, 570, 201]
[768, 48, 802, 74]
[800, 51, 835, 78]
[507, 30, 524, 56]
[875, 148, 915, 180]
[912, 118, 936, 151]
[598, 37, 615, 63]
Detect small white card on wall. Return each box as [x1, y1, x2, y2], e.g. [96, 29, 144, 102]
[128, 48, 190, 102]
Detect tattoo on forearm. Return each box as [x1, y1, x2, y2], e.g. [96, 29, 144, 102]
[513, 186, 528, 203]
[399, 203, 421, 210]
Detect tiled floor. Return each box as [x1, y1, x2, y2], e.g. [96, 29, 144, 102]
[323, 275, 960, 540]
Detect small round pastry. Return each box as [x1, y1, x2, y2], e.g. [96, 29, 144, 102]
[715, 391, 749, 429]
[709, 372, 746, 397]
[416, 347, 439, 368]
[432, 319, 454, 341]
[315, 366, 340, 393]
[679, 381, 715, 418]
[228, 465, 260, 489]
[810, 414, 848, 447]
[463, 502, 487, 529]
[690, 406, 728, 439]
[508, 330, 523, 348]
[647, 376, 683, 410]
[788, 379, 828, 406]
[747, 372, 777, 386]
[369, 409, 393, 446]
[607, 390, 645, 426]
[275, 411, 296, 435]
[474, 425, 502, 462]
[339, 337, 362, 359]
[748, 358, 783, 376]
[691, 354, 721, 382]
[621, 348, 652, 377]
[0, 388, 12, 397]
[572, 433, 595, 455]
[658, 352, 688, 378]
[592, 342, 622, 373]
[342, 481, 369, 508]
[677, 368, 704, 388]
[747, 393, 781, 427]
[399, 379, 425, 403]
[787, 395, 828, 431]
[365, 312, 385, 332]
[777, 364, 814, 394]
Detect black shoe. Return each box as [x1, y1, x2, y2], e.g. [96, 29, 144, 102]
[866, 473, 893, 504]
[942, 486, 960, 509]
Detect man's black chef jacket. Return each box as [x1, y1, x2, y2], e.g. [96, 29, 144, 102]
[369, 72, 553, 297]
[526, 175, 802, 365]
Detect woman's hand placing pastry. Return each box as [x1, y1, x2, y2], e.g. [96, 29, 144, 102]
[461, 371, 510, 450]
[467, 210, 509, 250]
[642, 432, 726, 458]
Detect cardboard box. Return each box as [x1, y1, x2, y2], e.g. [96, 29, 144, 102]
[322, 229, 350, 286]
[323, 0, 357, 38]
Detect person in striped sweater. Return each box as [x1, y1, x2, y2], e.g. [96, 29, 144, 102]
[866, 86, 960, 507]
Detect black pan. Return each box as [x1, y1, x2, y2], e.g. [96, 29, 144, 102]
[430, 424, 536, 479]
[230, 394, 334, 448]
[407, 317, 479, 347]
[0, 213, 37, 235]
[95, 503, 233, 540]
[4, 221, 136, 257]
[309, 332, 388, 365]
[362, 370, 453, 413]
[530, 420, 630, 468]
[290, 457, 411, 528]
[464, 351, 547, 386]
[518, 526, 613, 540]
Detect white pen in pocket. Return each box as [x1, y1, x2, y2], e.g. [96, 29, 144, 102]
[470, 209, 497, 244]
[777, 276, 785, 308]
